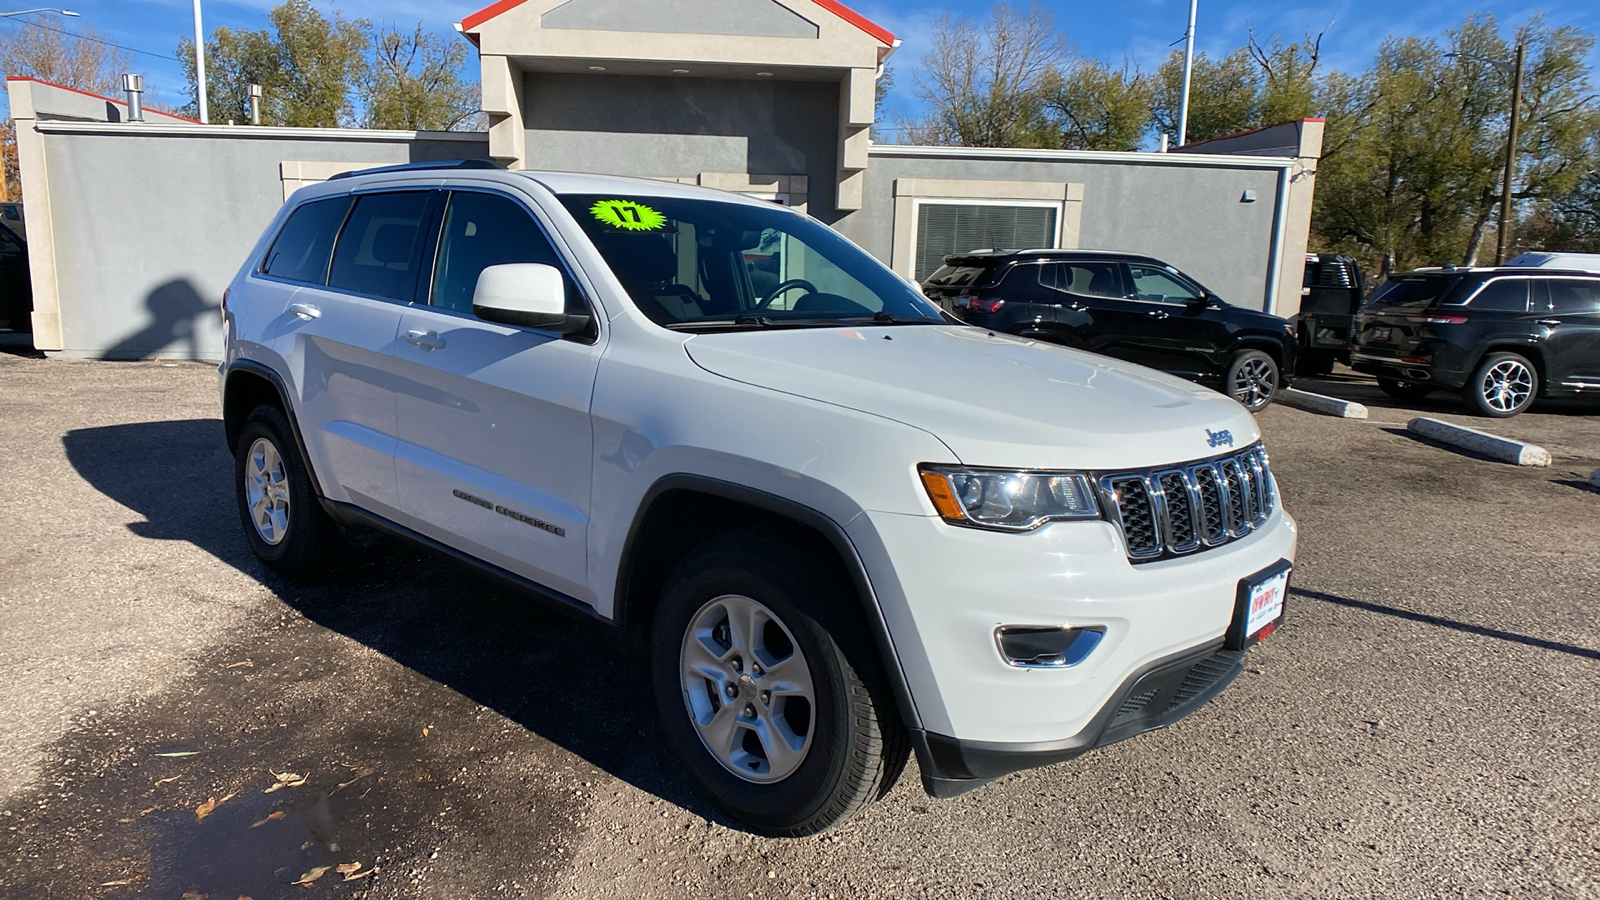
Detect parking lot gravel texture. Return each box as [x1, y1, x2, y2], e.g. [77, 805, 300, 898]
[1, 352, 1597, 899]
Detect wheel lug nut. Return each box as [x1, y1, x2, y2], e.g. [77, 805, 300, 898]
[760, 691, 771, 704]
[744, 704, 755, 718]
[725, 684, 738, 699]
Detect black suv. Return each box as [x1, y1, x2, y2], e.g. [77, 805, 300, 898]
[925, 250, 1297, 411]
[1294, 253, 1365, 376]
[1351, 267, 1600, 417]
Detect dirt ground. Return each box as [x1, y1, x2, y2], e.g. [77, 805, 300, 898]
[1, 352, 1597, 899]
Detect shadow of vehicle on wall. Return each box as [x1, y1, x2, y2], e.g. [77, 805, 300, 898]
[60, 418, 715, 821]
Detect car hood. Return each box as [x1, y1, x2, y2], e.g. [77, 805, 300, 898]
[684, 325, 1259, 471]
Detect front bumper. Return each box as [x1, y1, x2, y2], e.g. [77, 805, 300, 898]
[847, 503, 1297, 796]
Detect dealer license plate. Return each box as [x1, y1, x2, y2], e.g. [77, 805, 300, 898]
[1369, 326, 1392, 342]
[1228, 562, 1291, 650]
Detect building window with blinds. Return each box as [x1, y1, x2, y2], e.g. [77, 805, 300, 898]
[913, 202, 1059, 281]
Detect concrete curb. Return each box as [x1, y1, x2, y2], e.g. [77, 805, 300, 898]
[1406, 417, 1552, 466]
[1277, 388, 1369, 419]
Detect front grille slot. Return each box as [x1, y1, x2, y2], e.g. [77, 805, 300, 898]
[1100, 444, 1276, 563]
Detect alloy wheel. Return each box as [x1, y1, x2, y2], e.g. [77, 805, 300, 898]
[679, 593, 815, 784]
[244, 436, 291, 545]
[1479, 359, 1534, 414]
[1231, 357, 1277, 409]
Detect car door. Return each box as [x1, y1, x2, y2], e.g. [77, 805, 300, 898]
[1537, 278, 1600, 388]
[1118, 263, 1227, 378]
[389, 188, 602, 601]
[271, 189, 434, 519]
[1034, 260, 1126, 350]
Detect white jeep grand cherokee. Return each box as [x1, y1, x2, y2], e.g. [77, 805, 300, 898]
[219, 161, 1296, 836]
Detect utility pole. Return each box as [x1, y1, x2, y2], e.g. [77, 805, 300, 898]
[192, 0, 208, 124]
[1176, 0, 1197, 147]
[1495, 42, 1525, 265]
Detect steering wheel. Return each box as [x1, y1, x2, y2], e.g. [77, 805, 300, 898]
[756, 279, 818, 310]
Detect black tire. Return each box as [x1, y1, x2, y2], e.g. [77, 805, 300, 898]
[1377, 378, 1434, 402]
[1462, 352, 1538, 418]
[1226, 349, 1280, 412]
[233, 404, 340, 578]
[1296, 355, 1335, 377]
[650, 530, 908, 836]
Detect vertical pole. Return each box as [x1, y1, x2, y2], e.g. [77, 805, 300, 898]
[1495, 42, 1524, 266]
[248, 84, 262, 125]
[1177, 0, 1198, 147]
[193, 0, 209, 124]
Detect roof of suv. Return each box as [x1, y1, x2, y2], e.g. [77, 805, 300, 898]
[1397, 266, 1600, 279]
[938, 248, 1167, 267]
[320, 160, 786, 210]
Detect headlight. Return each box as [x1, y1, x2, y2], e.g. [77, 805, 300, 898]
[918, 465, 1101, 531]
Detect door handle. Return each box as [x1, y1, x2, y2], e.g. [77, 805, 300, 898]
[1147, 310, 1170, 320]
[289, 302, 321, 320]
[1536, 318, 1561, 327]
[405, 329, 445, 351]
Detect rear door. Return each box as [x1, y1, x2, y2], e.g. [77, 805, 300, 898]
[1538, 278, 1600, 388]
[272, 189, 435, 518]
[389, 187, 602, 601]
[1034, 260, 1123, 349]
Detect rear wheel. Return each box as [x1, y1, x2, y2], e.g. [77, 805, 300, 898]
[234, 405, 340, 578]
[1227, 350, 1280, 412]
[1464, 352, 1538, 418]
[1377, 378, 1433, 402]
[650, 531, 907, 836]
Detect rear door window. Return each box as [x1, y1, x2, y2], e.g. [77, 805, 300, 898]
[328, 191, 432, 303]
[262, 196, 351, 284]
[1042, 262, 1125, 298]
[1465, 279, 1529, 312]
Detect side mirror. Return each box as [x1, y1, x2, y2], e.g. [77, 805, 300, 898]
[471, 263, 589, 335]
[1184, 295, 1209, 311]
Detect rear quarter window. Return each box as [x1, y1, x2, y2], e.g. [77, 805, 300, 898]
[262, 197, 352, 284]
[1464, 279, 1529, 312]
[925, 264, 997, 290]
[1365, 276, 1456, 309]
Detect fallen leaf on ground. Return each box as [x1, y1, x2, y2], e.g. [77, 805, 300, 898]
[181, 892, 206, 900]
[155, 751, 200, 758]
[329, 770, 371, 794]
[250, 811, 286, 828]
[138, 806, 158, 817]
[336, 863, 362, 875]
[421, 727, 429, 737]
[98, 880, 131, 887]
[223, 661, 252, 668]
[154, 776, 181, 787]
[263, 770, 308, 793]
[342, 868, 373, 882]
[195, 798, 217, 821]
[292, 866, 330, 886]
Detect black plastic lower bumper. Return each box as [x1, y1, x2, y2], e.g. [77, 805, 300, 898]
[911, 639, 1244, 798]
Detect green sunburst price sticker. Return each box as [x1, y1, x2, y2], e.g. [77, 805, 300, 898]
[590, 199, 667, 232]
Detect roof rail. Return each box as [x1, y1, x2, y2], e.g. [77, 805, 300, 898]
[328, 159, 506, 181]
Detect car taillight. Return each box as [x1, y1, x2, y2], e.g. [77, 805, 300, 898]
[966, 297, 1005, 314]
[1404, 313, 1467, 325]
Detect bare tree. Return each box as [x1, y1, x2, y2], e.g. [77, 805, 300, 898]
[0, 16, 133, 97]
[909, 3, 1064, 148]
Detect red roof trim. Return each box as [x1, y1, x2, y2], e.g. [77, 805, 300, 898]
[6, 75, 205, 124]
[460, 0, 894, 45]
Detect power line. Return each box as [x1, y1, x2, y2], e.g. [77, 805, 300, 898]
[0, 15, 180, 63]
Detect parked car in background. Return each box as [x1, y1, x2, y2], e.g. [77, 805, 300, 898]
[0, 202, 24, 242]
[0, 222, 31, 333]
[219, 164, 1297, 835]
[925, 249, 1297, 412]
[1504, 250, 1600, 272]
[1293, 253, 1365, 376]
[1351, 266, 1600, 417]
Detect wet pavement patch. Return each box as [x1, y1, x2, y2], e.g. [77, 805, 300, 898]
[0, 548, 628, 899]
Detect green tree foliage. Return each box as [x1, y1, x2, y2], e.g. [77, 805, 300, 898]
[175, 0, 480, 131]
[1043, 59, 1153, 151]
[1152, 48, 1261, 144]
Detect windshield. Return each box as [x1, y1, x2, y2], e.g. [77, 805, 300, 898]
[1364, 275, 1457, 310]
[558, 194, 945, 331]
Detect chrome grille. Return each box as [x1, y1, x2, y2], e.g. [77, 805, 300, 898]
[1099, 445, 1275, 563]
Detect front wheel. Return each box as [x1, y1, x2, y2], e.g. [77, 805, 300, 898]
[1464, 352, 1538, 418]
[650, 531, 907, 836]
[1227, 350, 1280, 412]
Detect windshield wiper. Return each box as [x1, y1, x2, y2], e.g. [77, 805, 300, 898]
[863, 311, 940, 326]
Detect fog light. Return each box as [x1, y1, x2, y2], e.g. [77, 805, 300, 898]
[995, 626, 1105, 668]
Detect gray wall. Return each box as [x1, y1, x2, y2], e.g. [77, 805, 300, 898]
[837, 151, 1286, 311]
[542, 0, 818, 37]
[522, 74, 841, 218]
[40, 128, 488, 359]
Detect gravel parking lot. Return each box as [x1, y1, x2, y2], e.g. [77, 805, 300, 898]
[1, 351, 1597, 899]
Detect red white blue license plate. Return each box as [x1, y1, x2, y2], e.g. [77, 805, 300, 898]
[1228, 561, 1291, 649]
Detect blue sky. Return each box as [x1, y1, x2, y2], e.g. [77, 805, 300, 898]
[5, 0, 1598, 118]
